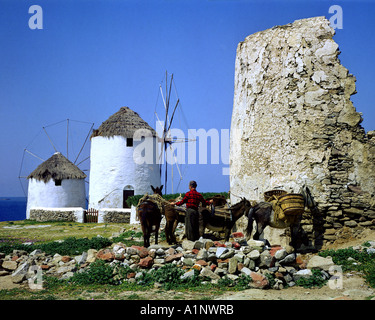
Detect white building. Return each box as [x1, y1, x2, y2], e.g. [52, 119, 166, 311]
[88, 107, 161, 210]
[26, 152, 87, 219]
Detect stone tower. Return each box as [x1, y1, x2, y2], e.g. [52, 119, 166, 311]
[230, 17, 375, 249]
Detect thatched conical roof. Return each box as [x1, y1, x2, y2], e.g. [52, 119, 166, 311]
[27, 152, 87, 183]
[91, 107, 156, 138]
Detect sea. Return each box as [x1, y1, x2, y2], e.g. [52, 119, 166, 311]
[0, 197, 27, 222]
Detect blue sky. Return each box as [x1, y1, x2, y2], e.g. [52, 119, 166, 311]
[0, 0, 374, 196]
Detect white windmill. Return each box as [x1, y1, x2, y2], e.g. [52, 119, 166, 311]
[19, 119, 94, 218]
[88, 106, 161, 209]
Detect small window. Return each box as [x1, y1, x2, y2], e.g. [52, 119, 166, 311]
[126, 138, 133, 147]
[55, 179, 62, 186]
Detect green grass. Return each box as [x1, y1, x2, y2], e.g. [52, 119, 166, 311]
[319, 243, 375, 288]
[295, 269, 328, 288]
[0, 261, 253, 300]
[0, 236, 112, 256]
[0, 220, 125, 245]
[67, 261, 253, 291]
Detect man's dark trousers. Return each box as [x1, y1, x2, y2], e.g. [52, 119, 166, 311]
[185, 208, 200, 241]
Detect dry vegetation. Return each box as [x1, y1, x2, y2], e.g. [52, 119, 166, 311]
[0, 220, 126, 244]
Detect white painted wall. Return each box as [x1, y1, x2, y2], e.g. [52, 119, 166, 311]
[26, 178, 86, 219]
[130, 205, 139, 224]
[89, 135, 161, 209]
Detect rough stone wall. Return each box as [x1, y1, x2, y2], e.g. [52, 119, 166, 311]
[230, 16, 375, 249]
[99, 209, 131, 223]
[29, 208, 84, 222]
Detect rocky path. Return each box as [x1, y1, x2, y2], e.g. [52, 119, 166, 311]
[217, 272, 374, 300]
[1, 224, 375, 300]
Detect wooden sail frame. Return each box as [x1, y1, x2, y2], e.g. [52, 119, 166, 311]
[155, 71, 196, 194]
[18, 119, 94, 196]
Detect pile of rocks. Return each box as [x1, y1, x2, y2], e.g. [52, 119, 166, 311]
[0, 232, 347, 290]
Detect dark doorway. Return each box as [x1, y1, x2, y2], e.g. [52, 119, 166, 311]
[123, 189, 135, 208]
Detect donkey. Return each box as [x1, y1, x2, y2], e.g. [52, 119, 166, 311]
[151, 185, 163, 196]
[137, 199, 161, 248]
[245, 202, 300, 249]
[200, 197, 252, 241]
[246, 187, 316, 252]
[150, 185, 181, 245]
[137, 185, 164, 247]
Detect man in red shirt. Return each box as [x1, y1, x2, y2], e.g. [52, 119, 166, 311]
[172, 180, 213, 241]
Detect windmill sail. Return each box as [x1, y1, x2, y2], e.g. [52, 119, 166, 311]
[19, 119, 94, 197]
[154, 71, 195, 194]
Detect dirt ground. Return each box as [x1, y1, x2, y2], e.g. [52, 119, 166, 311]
[217, 228, 375, 301]
[1, 223, 375, 300]
[1, 272, 372, 300]
[0, 275, 22, 291]
[217, 272, 374, 300]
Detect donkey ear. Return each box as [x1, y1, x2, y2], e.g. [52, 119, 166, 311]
[160, 185, 163, 191]
[151, 185, 155, 192]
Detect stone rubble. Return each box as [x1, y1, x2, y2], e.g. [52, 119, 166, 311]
[2, 232, 373, 290]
